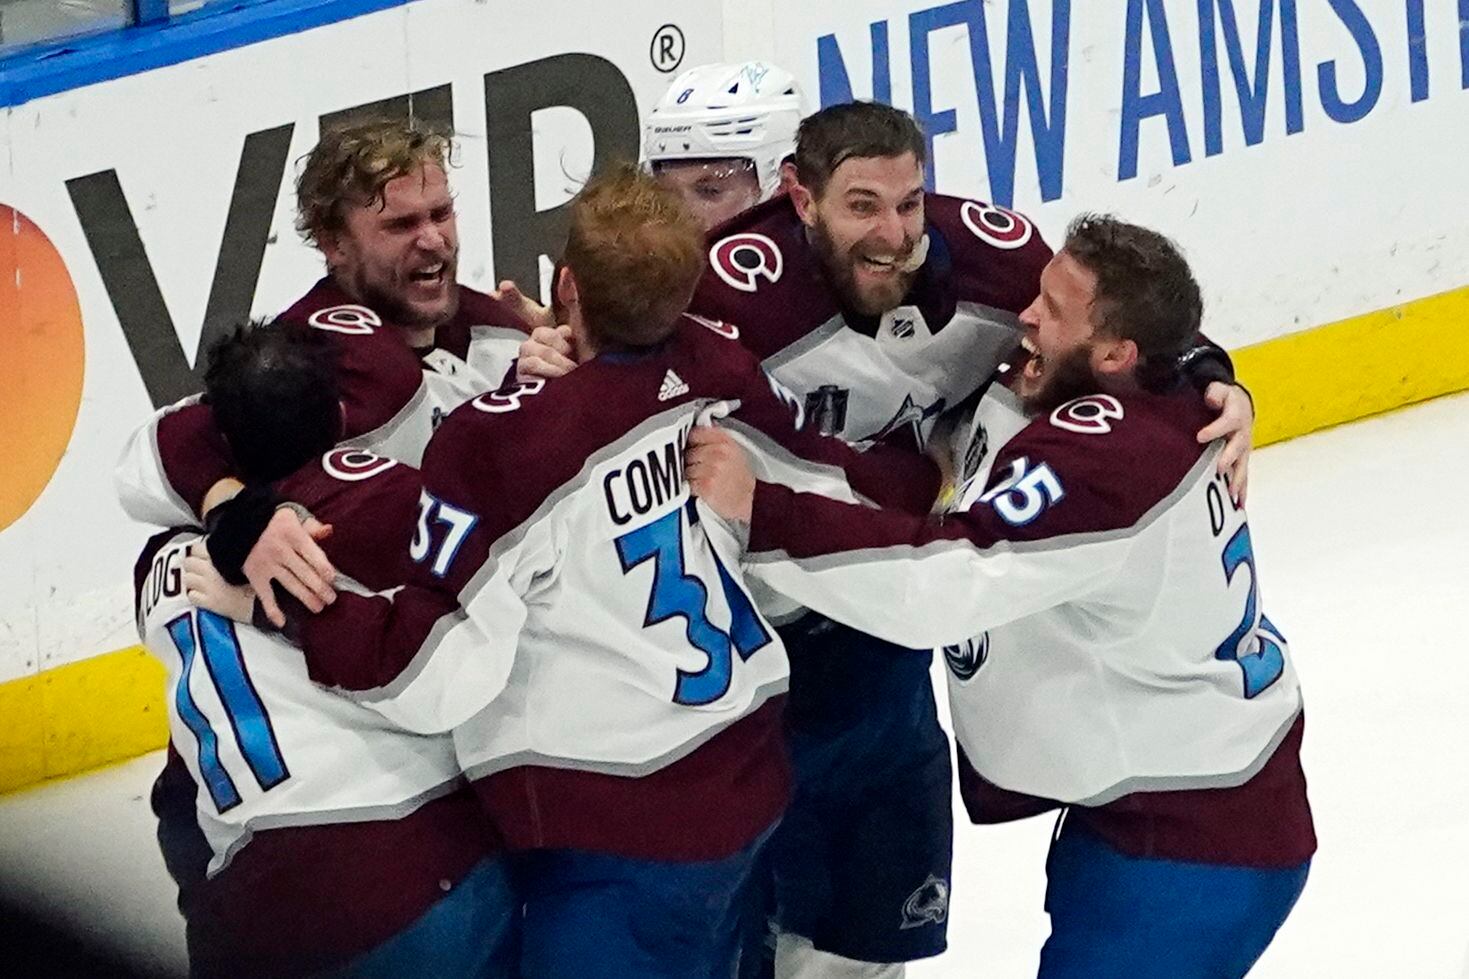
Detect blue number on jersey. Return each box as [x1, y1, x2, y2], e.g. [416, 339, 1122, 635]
[615, 503, 772, 706]
[1214, 523, 1287, 699]
[166, 610, 289, 812]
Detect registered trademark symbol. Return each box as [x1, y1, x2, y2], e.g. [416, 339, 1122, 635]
[650, 24, 685, 73]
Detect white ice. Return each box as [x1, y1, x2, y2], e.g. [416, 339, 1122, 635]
[2, 393, 1467, 978]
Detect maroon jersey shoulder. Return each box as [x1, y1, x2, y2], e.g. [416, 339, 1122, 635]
[690, 196, 840, 360]
[425, 318, 761, 534]
[984, 387, 1213, 540]
[275, 449, 423, 592]
[276, 278, 426, 439]
[924, 193, 1051, 316]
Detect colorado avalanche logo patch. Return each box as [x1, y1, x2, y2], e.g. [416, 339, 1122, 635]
[960, 201, 1034, 250]
[710, 233, 783, 292]
[943, 633, 989, 681]
[900, 874, 951, 930]
[322, 448, 397, 482]
[1050, 395, 1124, 435]
[308, 304, 381, 334]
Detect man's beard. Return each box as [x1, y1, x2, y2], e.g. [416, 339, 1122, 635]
[809, 220, 919, 318]
[1020, 344, 1100, 417]
[349, 257, 460, 332]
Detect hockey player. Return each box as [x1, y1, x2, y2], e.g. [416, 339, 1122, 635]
[645, 61, 804, 230]
[188, 167, 941, 979]
[513, 60, 805, 387]
[688, 215, 1315, 978]
[138, 323, 515, 978]
[521, 100, 1256, 978]
[116, 119, 541, 626]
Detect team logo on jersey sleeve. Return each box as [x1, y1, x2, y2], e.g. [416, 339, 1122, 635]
[1050, 395, 1124, 435]
[308, 304, 381, 334]
[710, 233, 783, 292]
[322, 448, 397, 481]
[960, 201, 1034, 250]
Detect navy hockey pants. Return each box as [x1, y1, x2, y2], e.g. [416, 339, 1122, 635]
[1041, 818, 1310, 977]
[517, 824, 776, 979]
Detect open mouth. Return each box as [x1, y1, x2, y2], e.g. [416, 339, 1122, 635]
[408, 261, 447, 288]
[1021, 335, 1045, 383]
[857, 253, 901, 274]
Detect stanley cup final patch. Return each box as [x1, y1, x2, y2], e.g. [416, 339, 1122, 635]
[900, 874, 951, 930]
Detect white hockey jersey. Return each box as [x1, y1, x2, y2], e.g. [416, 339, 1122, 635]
[135, 531, 465, 876]
[741, 384, 1303, 806]
[288, 319, 937, 860]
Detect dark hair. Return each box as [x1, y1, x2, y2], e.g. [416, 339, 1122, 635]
[793, 102, 927, 197]
[563, 164, 706, 348]
[1062, 214, 1203, 375]
[204, 321, 343, 483]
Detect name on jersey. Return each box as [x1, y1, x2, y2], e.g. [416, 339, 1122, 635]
[139, 541, 186, 626]
[603, 420, 693, 526]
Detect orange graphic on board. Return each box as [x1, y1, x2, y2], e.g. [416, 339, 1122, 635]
[0, 205, 86, 532]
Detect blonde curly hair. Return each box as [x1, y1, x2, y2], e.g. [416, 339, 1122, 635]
[295, 120, 453, 247]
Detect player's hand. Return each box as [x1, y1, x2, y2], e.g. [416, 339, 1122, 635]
[1197, 381, 1253, 505]
[686, 426, 755, 524]
[243, 509, 336, 627]
[490, 279, 555, 331]
[517, 325, 577, 381]
[184, 542, 258, 624]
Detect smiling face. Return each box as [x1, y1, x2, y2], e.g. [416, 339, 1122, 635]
[793, 152, 926, 317]
[652, 158, 763, 232]
[1015, 249, 1107, 413]
[321, 163, 459, 331]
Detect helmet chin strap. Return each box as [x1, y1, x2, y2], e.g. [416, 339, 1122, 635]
[896, 233, 931, 274]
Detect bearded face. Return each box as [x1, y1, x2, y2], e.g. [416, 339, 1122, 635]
[323, 164, 461, 332]
[795, 153, 927, 317]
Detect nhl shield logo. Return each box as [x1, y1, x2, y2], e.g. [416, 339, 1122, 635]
[943, 633, 989, 681]
[900, 874, 950, 930]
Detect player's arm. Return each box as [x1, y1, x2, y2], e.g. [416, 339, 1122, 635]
[691, 427, 1137, 650]
[718, 346, 942, 515]
[294, 423, 547, 734]
[115, 399, 236, 527]
[1180, 336, 1253, 502]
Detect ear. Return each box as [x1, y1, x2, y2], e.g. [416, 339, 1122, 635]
[318, 230, 346, 269]
[1092, 336, 1138, 377]
[777, 160, 799, 195]
[789, 180, 818, 228]
[556, 264, 579, 309]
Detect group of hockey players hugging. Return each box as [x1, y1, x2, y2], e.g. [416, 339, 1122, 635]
[122, 60, 1315, 979]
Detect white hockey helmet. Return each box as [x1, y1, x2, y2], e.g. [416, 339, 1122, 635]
[644, 61, 805, 201]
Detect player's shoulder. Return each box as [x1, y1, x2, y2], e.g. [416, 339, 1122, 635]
[278, 448, 420, 516]
[675, 312, 760, 369]
[692, 197, 836, 338]
[278, 278, 394, 339]
[429, 377, 551, 462]
[276, 449, 423, 590]
[989, 389, 1210, 531]
[925, 193, 1051, 311]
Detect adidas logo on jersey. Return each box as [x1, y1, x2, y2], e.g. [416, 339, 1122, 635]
[658, 370, 690, 402]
